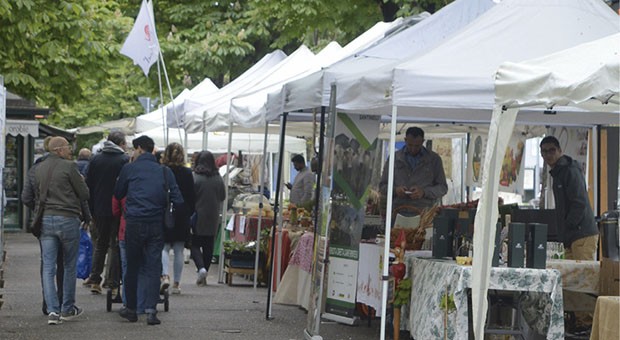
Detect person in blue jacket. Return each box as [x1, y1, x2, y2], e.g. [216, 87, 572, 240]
[114, 136, 183, 326]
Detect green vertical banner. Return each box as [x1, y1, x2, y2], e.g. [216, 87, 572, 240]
[323, 113, 381, 323]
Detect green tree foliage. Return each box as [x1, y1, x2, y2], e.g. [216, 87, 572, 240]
[0, 0, 119, 110]
[1, 1, 452, 128]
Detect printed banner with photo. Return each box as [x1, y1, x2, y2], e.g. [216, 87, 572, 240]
[468, 132, 526, 194]
[324, 113, 381, 322]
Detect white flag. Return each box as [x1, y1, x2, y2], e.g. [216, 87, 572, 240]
[120, 0, 160, 76]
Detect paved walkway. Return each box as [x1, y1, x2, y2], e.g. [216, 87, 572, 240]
[0, 232, 381, 340]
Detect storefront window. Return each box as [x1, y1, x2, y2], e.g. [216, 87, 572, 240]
[3, 135, 23, 229]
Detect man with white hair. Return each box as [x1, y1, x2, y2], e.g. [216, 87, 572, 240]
[35, 136, 89, 325]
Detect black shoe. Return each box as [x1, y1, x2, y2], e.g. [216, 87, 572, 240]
[146, 313, 161, 325]
[119, 308, 138, 322]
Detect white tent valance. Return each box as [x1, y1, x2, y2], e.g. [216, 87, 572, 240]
[6, 119, 38, 137]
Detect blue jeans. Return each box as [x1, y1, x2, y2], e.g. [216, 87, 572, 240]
[40, 215, 81, 314]
[119, 240, 146, 312]
[162, 241, 185, 283]
[124, 219, 164, 314]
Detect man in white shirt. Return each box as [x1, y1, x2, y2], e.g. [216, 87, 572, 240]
[286, 154, 315, 206]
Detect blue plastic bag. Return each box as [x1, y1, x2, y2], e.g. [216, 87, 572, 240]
[77, 228, 92, 280]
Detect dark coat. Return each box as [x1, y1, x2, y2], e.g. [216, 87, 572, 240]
[164, 165, 195, 243]
[193, 172, 225, 236]
[114, 153, 184, 221]
[549, 155, 598, 247]
[86, 141, 129, 217]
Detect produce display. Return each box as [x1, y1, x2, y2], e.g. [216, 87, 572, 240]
[390, 206, 439, 250]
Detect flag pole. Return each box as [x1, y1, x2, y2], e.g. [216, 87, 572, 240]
[156, 55, 167, 145]
[157, 48, 184, 146]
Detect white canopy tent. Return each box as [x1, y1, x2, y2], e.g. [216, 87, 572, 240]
[228, 42, 344, 128]
[135, 88, 191, 132]
[231, 17, 411, 128]
[135, 76, 220, 133]
[327, 1, 618, 339]
[479, 33, 619, 335]
[265, 0, 494, 121]
[180, 50, 287, 131]
[183, 47, 314, 133]
[135, 126, 307, 155]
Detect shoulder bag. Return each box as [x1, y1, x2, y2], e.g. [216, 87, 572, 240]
[163, 166, 175, 230]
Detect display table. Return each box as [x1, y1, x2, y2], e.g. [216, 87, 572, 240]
[269, 228, 306, 291]
[406, 257, 564, 340]
[229, 215, 273, 242]
[546, 259, 599, 294]
[274, 232, 314, 310]
[590, 296, 620, 340]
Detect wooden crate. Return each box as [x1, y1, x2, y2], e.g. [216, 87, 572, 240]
[599, 257, 620, 296]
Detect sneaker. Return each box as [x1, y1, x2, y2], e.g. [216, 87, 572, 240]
[60, 305, 83, 321]
[171, 283, 181, 295]
[196, 268, 207, 286]
[160, 275, 170, 294]
[146, 312, 161, 325]
[119, 307, 138, 322]
[48, 312, 62, 325]
[90, 283, 102, 295]
[82, 277, 95, 287]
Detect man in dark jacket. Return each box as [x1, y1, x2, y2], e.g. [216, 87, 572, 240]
[114, 136, 183, 325]
[540, 136, 598, 260]
[35, 137, 89, 325]
[85, 131, 129, 294]
[379, 127, 447, 215]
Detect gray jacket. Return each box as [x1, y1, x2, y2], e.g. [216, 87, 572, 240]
[193, 172, 226, 236]
[379, 146, 447, 210]
[549, 155, 598, 247]
[34, 153, 89, 217]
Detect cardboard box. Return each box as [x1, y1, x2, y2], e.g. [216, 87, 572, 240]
[599, 257, 620, 296]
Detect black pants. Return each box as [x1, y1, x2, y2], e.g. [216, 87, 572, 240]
[89, 216, 120, 287]
[40, 241, 63, 315]
[190, 235, 215, 273]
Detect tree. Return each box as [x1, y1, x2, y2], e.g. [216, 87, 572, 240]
[1, 1, 453, 128]
[0, 0, 121, 110]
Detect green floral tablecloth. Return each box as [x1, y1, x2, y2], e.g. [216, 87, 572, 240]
[406, 257, 564, 339]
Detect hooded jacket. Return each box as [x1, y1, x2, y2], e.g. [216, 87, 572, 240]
[549, 155, 598, 247]
[86, 141, 129, 217]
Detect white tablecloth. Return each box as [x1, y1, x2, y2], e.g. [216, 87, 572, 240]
[406, 257, 564, 340]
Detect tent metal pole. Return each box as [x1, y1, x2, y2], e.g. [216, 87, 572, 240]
[306, 90, 334, 338]
[313, 107, 326, 241]
[217, 122, 234, 284]
[462, 134, 468, 202]
[266, 112, 288, 320]
[380, 105, 398, 340]
[202, 110, 208, 150]
[593, 125, 599, 215]
[253, 123, 269, 295]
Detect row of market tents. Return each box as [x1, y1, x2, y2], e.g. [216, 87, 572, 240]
[74, 0, 619, 339]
